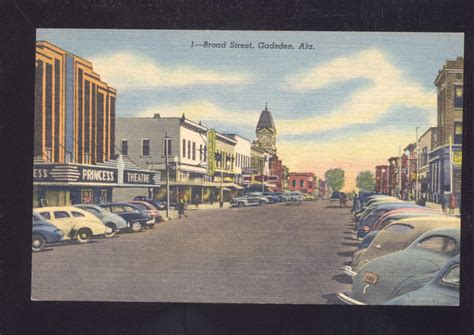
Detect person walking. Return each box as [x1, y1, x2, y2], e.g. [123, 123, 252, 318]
[177, 193, 188, 219]
[440, 193, 447, 213]
[449, 193, 457, 214]
[193, 194, 200, 209]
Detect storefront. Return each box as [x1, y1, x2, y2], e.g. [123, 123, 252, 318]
[33, 162, 162, 207]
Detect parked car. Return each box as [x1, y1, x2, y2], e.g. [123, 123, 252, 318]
[127, 200, 163, 225]
[262, 192, 282, 203]
[303, 193, 315, 201]
[248, 192, 272, 204]
[32, 212, 63, 252]
[33, 206, 111, 243]
[345, 216, 459, 277]
[384, 254, 459, 306]
[338, 227, 460, 305]
[230, 194, 268, 208]
[329, 191, 341, 202]
[74, 204, 128, 235]
[133, 196, 166, 210]
[99, 202, 152, 232]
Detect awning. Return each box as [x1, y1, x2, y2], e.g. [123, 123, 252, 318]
[228, 184, 245, 190]
[223, 187, 232, 191]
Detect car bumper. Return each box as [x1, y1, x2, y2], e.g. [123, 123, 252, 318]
[343, 266, 358, 277]
[336, 292, 366, 305]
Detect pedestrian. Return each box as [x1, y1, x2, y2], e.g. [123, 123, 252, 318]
[210, 191, 214, 205]
[193, 194, 200, 209]
[177, 193, 188, 219]
[449, 193, 457, 214]
[351, 193, 360, 213]
[339, 192, 347, 208]
[440, 193, 446, 213]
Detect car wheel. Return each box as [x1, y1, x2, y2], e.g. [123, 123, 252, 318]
[105, 223, 117, 238]
[130, 221, 142, 232]
[32, 234, 46, 252]
[76, 228, 92, 243]
[238, 202, 245, 208]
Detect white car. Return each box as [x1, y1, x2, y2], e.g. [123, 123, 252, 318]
[285, 191, 303, 205]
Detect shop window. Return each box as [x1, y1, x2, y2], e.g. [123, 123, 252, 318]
[100, 189, 107, 203]
[121, 139, 128, 156]
[142, 138, 150, 157]
[81, 189, 93, 204]
[454, 122, 462, 145]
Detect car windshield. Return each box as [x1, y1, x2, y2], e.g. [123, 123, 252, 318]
[124, 205, 138, 212]
[71, 211, 85, 217]
[416, 235, 458, 255]
[133, 203, 148, 211]
[54, 211, 70, 219]
[383, 224, 413, 234]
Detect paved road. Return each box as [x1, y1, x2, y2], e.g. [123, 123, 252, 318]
[32, 200, 356, 304]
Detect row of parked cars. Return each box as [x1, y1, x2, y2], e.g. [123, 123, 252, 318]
[32, 199, 165, 252]
[337, 193, 460, 306]
[229, 191, 309, 208]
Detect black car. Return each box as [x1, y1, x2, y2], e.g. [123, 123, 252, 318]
[99, 202, 152, 232]
[133, 196, 166, 210]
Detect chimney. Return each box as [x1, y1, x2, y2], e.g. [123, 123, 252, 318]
[153, 113, 161, 119]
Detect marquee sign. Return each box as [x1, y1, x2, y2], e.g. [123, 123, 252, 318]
[207, 129, 216, 176]
[123, 169, 161, 185]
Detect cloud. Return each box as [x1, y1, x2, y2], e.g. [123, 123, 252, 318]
[136, 100, 258, 128]
[90, 52, 253, 91]
[277, 126, 418, 191]
[280, 48, 436, 134]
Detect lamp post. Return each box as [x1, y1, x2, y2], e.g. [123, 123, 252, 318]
[163, 134, 171, 219]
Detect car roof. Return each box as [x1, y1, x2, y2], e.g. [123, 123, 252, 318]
[74, 204, 102, 209]
[395, 216, 459, 224]
[34, 206, 87, 211]
[411, 227, 461, 245]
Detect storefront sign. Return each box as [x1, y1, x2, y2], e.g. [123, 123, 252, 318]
[123, 169, 161, 185]
[34, 163, 118, 184]
[207, 129, 216, 176]
[453, 151, 462, 166]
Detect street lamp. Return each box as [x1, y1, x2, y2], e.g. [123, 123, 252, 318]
[163, 134, 171, 219]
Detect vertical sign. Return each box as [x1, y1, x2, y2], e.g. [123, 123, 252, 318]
[207, 129, 216, 176]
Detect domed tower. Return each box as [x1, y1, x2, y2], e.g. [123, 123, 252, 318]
[256, 104, 277, 155]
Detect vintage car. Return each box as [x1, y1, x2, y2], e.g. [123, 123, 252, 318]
[345, 216, 459, 277]
[262, 192, 282, 203]
[32, 212, 63, 252]
[384, 254, 459, 306]
[285, 191, 303, 205]
[353, 198, 402, 221]
[133, 196, 166, 210]
[303, 193, 315, 201]
[99, 202, 152, 232]
[127, 200, 163, 225]
[369, 208, 442, 233]
[354, 202, 422, 235]
[338, 227, 460, 305]
[230, 194, 268, 208]
[34, 206, 111, 243]
[74, 204, 128, 235]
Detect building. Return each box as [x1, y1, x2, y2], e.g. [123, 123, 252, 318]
[375, 165, 389, 194]
[33, 42, 160, 207]
[225, 134, 252, 186]
[403, 143, 417, 199]
[288, 172, 316, 193]
[429, 57, 463, 205]
[255, 104, 277, 156]
[417, 127, 437, 199]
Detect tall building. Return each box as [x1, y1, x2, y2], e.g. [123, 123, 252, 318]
[288, 172, 315, 193]
[35, 41, 117, 165]
[417, 127, 437, 197]
[33, 41, 160, 207]
[430, 57, 463, 203]
[375, 165, 388, 194]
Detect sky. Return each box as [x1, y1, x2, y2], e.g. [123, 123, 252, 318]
[37, 29, 464, 191]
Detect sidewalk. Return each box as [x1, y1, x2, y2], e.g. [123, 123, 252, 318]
[162, 202, 231, 221]
[425, 201, 460, 216]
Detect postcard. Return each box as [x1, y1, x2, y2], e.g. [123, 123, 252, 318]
[32, 29, 463, 305]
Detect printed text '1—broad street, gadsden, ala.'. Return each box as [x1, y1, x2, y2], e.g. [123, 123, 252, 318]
[190, 41, 315, 50]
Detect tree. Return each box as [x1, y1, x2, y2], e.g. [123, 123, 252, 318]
[324, 168, 345, 191]
[356, 170, 375, 191]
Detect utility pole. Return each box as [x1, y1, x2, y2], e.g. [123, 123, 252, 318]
[415, 126, 420, 201]
[449, 135, 453, 194]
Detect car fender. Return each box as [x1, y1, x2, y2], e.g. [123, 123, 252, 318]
[73, 220, 107, 235]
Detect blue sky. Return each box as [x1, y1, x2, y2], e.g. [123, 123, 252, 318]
[37, 29, 463, 189]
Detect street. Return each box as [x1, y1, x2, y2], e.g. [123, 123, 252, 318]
[32, 200, 355, 304]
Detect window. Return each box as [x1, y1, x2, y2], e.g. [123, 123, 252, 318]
[133, 203, 148, 211]
[455, 73, 462, 80]
[65, 152, 72, 163]
[163, 138, 172, 157]
[308, 181, 313, 189]
[121, 139, 128, 155]
[441, 265, 460, 286]
[142, 139, 150, 156]
[422, 147, 428, 167]
[192, 142, 196, 160]
[45, 148, 53, 162]
[300, 179, 304, 187]
[292, 179, 296, 187]
[204, 145, 207, 161]
[54, 211, 71, 219]
[384, 224, 413, 234]
[182, 139, 186, 157]
[39, 212, 51, 220]
[417, 235, 457, 255]
[199, 144, 203, 161]
[110, 205, 125, 213]
[124, 205, 137, 212]
[71, 211, 85, 217]
[454, 85, 463, 108]
[454, 122, 462, 145]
